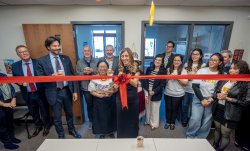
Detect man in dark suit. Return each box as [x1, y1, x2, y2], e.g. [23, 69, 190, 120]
[99, 45, 119, 73]
[160, 41, 175, 69]
[12, 45, 50, 137]
[36, 36, 81, 138]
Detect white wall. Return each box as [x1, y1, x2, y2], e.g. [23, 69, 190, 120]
[0, 5, 250, 74]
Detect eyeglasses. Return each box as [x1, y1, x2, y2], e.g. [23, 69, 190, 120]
[18, 50, 29, 54]
[209, 59, 219, 63]
[192, 53, 200, 56]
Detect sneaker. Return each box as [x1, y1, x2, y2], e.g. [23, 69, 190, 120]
[144, 122, 150, 126]
[88, 122, 92, 130]
[182, 122, 188, 127]
[4, 143, 19, 150]
[164, 123, 170, 129]
[170, 124, 175, 130]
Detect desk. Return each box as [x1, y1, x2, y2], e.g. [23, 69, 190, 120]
[153, 138, 214, 151]
[97, 138, 156, 151]
[37, 139, 98, 151]
[37, 138, 214, 151]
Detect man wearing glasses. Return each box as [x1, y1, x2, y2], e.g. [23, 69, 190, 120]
[12, 45, 50, 137]
[160, 41, 176, 68]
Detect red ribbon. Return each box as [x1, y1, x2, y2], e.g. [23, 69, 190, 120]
[1, 74, 250, 110]
[114, 74, 131, 109]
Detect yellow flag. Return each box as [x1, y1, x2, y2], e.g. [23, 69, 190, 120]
[149, 1, 155, 26]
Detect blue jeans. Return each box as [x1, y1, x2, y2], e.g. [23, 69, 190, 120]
[186, 96, 213, 138]
[181, 92, 194, 124]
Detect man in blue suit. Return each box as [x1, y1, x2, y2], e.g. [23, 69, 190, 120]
[12, 45, 50, 137]
[36, 36, 81, 138]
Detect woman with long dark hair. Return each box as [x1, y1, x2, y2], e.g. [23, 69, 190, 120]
[142, 54, 166, 130]
[164, 54, 188, 130]
[181, 48, 206, 127]
[212, 60, 250, 151]
[115, 48, 140, 138]
[186, 53, 224, 138]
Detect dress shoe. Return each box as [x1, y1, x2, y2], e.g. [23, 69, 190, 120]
[10, 137, 21, 144]
[99, 135, 105, 139]
[164, 123, 170, 129]
[170, 124, 175, 130]
[69, 130, 81, 138]
[58, 136, 65, 139]
[4, 143, 19, 150]
[108, 133, 115, 138]
[43, 129, 50, 136]
[32, 127, 43, 137]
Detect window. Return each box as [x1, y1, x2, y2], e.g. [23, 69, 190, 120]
[145, 38, 155, 57]
[92, 30, 117, 58]
[142, 21, 233, 71]
[73, 22, 124, 60]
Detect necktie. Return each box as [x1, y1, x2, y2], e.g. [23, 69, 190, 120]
[54, 56, 64, 89]
[25, 63, 36, 92]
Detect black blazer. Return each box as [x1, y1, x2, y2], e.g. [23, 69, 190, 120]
[160, 53, 175, 69]
[12, 59, 43, 101]
[212, 81, 250, 122]
[36, 54, 78, 105]
[142, 67, 166, 101]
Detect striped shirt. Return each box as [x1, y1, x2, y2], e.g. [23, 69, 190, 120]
[149, 70, 159, 91]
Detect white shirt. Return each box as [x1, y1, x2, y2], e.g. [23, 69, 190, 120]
[193, 67, 219, 98]
[49, 53, 67, 86]
[184, 63, 206, 93]
[165, 69, 188, 97]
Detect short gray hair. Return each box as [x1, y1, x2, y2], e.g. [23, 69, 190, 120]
[82, 45, 92, 51]
[221, 50, 232, 58]
[106, 45, 114, 50]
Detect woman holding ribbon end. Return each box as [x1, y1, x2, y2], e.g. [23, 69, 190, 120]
[114, 48, 140, 138]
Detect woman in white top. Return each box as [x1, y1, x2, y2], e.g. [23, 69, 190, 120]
[181, 48, 206, 127]
[164, 54, 188, 130]
[186, 53, 224, 138]
[88, 60, 117, 138]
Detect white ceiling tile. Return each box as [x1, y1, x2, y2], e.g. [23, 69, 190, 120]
[0, 0, 249, 6]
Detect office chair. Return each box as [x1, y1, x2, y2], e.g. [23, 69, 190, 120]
[14, 92, 32, 139]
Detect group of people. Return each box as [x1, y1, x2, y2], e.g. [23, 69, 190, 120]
[0, 37, 249, 151]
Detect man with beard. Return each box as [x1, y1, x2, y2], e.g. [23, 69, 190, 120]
[100, 45, 119, 73]
[36, 36, 81, 139]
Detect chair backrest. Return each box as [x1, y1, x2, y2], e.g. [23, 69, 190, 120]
[16, 91, 26, 106]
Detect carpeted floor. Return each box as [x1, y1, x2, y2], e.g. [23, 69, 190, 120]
[0, 119, 240, 151]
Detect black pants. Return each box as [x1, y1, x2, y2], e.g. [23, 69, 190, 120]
[164, 95, 183, 124]
[82, 91, 93, 122]
[52, 87, 75, 137]
[0, 106, 14, 144]
[26, 91, 50, 129]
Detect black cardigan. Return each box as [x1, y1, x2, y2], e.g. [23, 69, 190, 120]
[212, 81, 250, 122]
[141, 67, 166, 101]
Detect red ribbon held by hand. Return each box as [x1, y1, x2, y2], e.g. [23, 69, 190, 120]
[114, 73, 131, 109]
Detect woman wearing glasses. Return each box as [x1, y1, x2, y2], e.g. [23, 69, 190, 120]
[186, 53, 224, 138]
